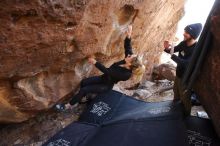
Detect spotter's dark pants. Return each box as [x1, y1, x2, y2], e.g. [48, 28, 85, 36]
[173, 76, 192, 116]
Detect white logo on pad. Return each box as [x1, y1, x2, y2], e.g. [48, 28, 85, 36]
[90, 101, 111, 116]
[47, 138, 70, 146]
[148, 107, 171, 115]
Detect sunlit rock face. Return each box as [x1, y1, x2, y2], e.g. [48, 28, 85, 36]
[193, 1, 220, 137]
[0, 0, 184, 122]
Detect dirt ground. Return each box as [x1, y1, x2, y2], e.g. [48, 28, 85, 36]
[0, 80, 206, 146]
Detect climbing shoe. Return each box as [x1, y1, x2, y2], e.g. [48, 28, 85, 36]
[55, 103, 66, 112]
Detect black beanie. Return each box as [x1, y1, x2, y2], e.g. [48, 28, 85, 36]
[184, 23, 202, 39]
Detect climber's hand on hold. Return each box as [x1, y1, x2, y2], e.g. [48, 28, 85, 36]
[88, 56, 97, 65]
[164, 40, 171, 49]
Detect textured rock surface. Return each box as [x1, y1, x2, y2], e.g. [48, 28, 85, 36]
[0, 0, 184, 122]
[152, 63, 176, 81]
[193, 1, 220, 137]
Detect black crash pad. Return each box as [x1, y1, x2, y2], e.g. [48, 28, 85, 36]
[185, 116, 220, 146]
[79, 90, 184, 124]
[44, 90, 220, 146]
[43, 118, 188, 146]
[43, 122, 98, 146]
[44, 90, 190, 146]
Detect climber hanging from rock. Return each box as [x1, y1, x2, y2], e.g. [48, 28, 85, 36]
[56, 25, 145, 111]
[163, 23, 202, 115]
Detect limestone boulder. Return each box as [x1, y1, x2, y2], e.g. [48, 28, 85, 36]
[0, 0, 184, 122]
[152, 63, 176, 81]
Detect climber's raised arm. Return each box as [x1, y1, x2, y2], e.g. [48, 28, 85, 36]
[124, 25, 133, 57]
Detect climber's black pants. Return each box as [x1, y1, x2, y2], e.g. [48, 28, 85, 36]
[69, 76, 113, 105]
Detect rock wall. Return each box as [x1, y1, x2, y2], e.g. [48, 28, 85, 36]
[193, 0, 220, 137]
[0, 0, 184, 122]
